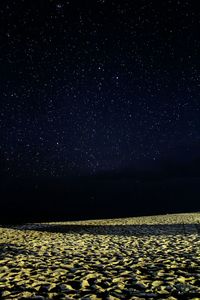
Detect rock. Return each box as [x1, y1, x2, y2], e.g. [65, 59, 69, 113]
[2, 290, 11, 297]
[0, 213, 200, 300]
[152, 280, 163, 287]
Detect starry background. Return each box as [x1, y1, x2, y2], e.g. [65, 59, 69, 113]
[0, 0, 199, 221]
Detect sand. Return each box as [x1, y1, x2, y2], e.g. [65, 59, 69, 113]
[0, 213, 200, 299]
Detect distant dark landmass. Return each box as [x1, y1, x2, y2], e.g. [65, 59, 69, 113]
[0, 156, 199, 224]
[0, 172, 200, 224]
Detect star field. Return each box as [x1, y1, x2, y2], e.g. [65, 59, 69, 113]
[0, 0, 199, 178]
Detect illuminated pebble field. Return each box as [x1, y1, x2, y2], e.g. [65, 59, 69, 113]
[0, 213, 200, 300]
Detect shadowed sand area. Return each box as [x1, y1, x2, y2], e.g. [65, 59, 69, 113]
[0, 213, 200, 299]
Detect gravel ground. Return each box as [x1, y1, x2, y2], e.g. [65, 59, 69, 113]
[0, 213, 200, 300]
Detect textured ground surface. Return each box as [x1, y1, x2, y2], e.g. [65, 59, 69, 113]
[0, 213, 200, 300]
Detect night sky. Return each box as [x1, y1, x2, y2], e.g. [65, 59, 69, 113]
[0, 1, 200, 221]
[0, 0, 200, 178]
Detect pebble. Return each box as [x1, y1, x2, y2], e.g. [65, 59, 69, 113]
[0, 213, 200, 299]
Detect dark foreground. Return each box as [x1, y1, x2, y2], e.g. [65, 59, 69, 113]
[0, 213, 200, 300]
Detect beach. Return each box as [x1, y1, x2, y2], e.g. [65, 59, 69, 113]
[0, 213, 200, 299]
